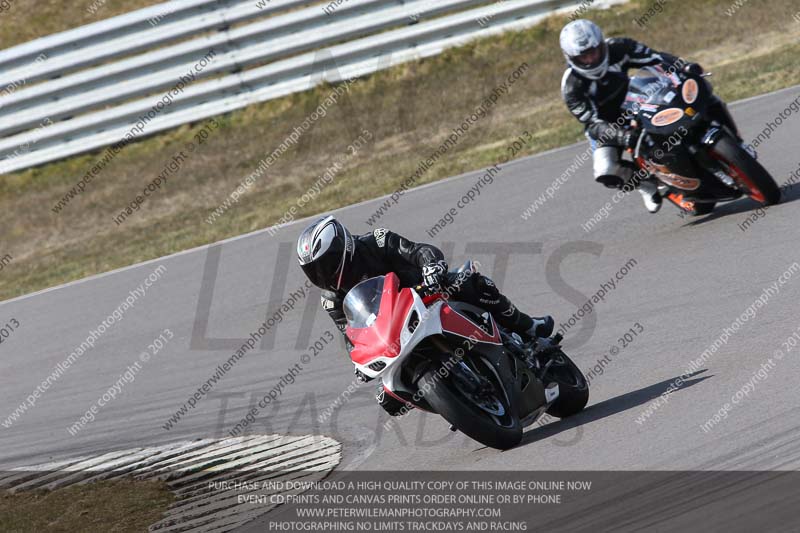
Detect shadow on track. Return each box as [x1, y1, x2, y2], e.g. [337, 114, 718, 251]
[682, 184, 800, 227]
[518, 370, 711, 447]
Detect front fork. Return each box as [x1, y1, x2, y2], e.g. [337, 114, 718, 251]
[707, 97, 742, 140]
[690, 127, 740, 190]
[426, 336, 487, 392]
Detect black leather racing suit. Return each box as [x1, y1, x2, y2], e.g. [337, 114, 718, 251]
[320, 229, 537, 353]
[561, 38, 681, 145]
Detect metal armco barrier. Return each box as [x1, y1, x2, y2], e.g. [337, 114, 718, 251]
[0, 0, 624, 173]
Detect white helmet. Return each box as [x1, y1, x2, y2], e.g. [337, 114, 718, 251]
[560, 19, 609, 80]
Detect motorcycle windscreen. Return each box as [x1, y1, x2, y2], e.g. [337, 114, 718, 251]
[343, 276, 385, 329]
[344, 273, 413, 366]
[622, 66, 674, 113]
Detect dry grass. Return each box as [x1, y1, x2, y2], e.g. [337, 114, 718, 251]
[0, 0, 798, 300]
[0, 479, 174, 532]
[0, 0, 164, 50]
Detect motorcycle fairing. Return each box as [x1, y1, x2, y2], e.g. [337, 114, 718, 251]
[626, 67, 744, 204]
[439, 302, 502, 345]
[623, 66, 710, 136]
[639, 158, 702, 191]
[347, 273, 445, 381]
[346, 274, 555, 424]
[380, 300, 504, 412]
[437, 300, 549, 424]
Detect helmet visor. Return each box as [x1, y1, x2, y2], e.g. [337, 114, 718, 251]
[300, 243, 346, 291]
[571, 44, 604, 69]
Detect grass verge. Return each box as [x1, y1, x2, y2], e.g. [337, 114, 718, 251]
[0, 479, 174, 532]
[0, 0, 163, 50]
[1, 0, 799, 301]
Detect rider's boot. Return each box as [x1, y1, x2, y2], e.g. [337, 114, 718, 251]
[525, 316, 555, 340]
[638, 178, 663, 213]
[618, 161, 660, 213]
[510, 315, 555, 346]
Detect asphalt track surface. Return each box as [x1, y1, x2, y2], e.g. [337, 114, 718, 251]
[2, 85, 800, 503]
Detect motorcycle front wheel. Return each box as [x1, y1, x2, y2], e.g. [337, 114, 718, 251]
[419, 362, 522, 450]
[711, 134, 781, 205]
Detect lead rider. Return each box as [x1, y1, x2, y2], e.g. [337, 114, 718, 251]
[296, 216, 554, 416]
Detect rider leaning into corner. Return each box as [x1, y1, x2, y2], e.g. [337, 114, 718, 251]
[296, 216, 554, 416]
[559, 19, 750, 213]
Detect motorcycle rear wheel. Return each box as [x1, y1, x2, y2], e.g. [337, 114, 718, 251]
[544, 351, 589, 419]
[420, 366, 522, 450]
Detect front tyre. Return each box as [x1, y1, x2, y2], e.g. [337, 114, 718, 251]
[712, 134, 780, 205]
[420, 367, 522, 450]
[544, 351, 589, 419]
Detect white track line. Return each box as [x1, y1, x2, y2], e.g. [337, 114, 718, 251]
[2, 435, 342, 533]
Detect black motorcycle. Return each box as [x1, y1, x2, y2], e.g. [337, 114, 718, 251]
[621, 66, 780, 215]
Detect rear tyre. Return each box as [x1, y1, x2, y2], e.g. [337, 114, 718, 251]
[420, 367, 522, 450]
[712, 135, 781, 205]
[545, 351, 589, 419]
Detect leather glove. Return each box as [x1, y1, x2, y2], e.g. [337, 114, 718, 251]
[421, 260, 448, 292]
[616, 127, 641, 149]
[683, 62, 703, 76]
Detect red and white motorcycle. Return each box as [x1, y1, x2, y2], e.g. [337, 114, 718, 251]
[343, 262, 589, 450]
